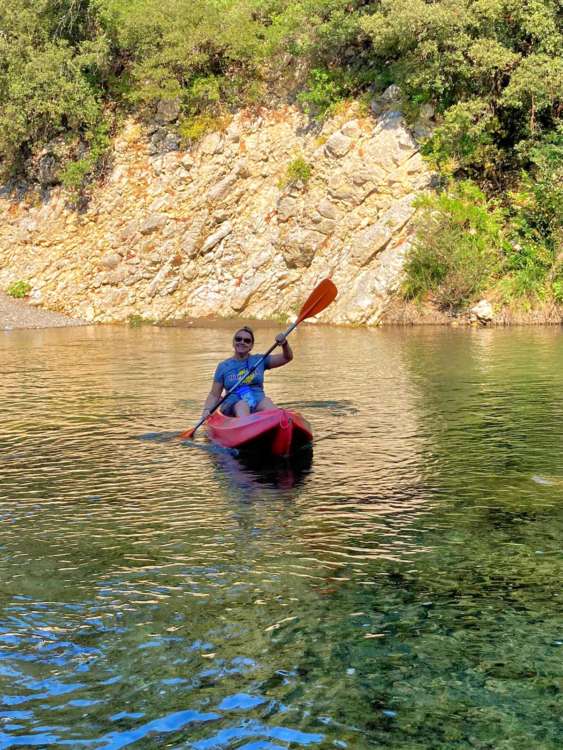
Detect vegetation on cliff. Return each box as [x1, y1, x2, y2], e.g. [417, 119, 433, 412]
[0, 0, 561, 310]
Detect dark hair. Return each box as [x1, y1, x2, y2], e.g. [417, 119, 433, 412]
[234, 325, 254, 344]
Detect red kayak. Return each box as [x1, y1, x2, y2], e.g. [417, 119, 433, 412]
[206, 408, 313, 457]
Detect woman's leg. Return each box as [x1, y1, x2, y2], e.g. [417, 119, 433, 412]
[234, 399, 251, 417]
[255, 397, 276, 412]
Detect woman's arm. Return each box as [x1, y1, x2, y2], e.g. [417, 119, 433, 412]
[201, 380, 223, 418]
[267, 333, 294, 369]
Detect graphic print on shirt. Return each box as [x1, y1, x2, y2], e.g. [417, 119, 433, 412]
[237, 367, 254, 385]
[215, 355, 269, 391]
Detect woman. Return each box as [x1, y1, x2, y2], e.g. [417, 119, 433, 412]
[201, 326, 293, 419]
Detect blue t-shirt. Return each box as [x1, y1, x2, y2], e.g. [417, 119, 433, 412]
[213, 355, 272, 397]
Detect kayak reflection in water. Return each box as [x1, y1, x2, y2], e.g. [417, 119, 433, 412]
[200, 326, 293, 419]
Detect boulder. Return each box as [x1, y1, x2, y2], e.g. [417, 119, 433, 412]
[341, 120, 361, 138]
[231, 281, 260, 312]
[207, 173, 237, 203]
[149, 128, 180, 155]
[102, 287, 128, 307]
[140, 214, 168, 235]
[147, 262, 172, 298]
[380, 195, 416, 234]
[317, 198, 337, 220]
[325, 131, 352, 158]
[38, 153, 59, 187]
[314, 218, 337, 236]
[100, 252, 121, 270]
[201, 221, 232, 254]
[279, 228, 324, 268]
[181, 214, 208, 258]
[155, 99, 181, 124]
[28, 289, 42, 306]
[159, 276, 180, 296]
[367, 112, 418, 170]
[381, 84, 403, 105]
[277, 196, 298, 222]
[200, 132, 224, 155]
[349, 223, 392, 266]
[226, 122, 241, 142]
[105, 267, 129, 285]
[327, 176, 357, 203]
[471, 299, 494, 324]
[180, 154, 194, 171]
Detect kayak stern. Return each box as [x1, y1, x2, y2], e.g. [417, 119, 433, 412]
[206, 408, 311, 458]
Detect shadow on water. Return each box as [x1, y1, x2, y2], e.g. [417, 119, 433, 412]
[136, 428, 313, 492]
[211, 446, 314, 494]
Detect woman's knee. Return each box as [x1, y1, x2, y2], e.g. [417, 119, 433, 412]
[256, 397, 275, 412]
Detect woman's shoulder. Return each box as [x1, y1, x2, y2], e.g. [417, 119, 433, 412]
[214, 356, 236, 373]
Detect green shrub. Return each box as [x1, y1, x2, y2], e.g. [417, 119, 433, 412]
[499, 131, 563, 303]
[421, 99, 502, 180]
[177, 114, 223, 145]
[281, 155, 312, 187]
[297, 69, 347, 118]
[403, 182, 506, 310]
[7, 280, 32, 298]
[287, 156, 312, 184]
[128, 314, 153, 327]
[60, 121, 111, 193]
[297, 66, 377, 120]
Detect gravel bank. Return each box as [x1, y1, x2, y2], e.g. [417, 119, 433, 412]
[0, 292, 87, 330]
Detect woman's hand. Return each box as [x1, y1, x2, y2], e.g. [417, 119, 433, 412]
[268, 332, 293, 368]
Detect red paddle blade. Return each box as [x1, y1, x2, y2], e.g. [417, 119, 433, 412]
[296, 279, 338, 324]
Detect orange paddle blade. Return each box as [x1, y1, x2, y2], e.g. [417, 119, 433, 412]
[296, 279, 338, 324]
[178, 415, 206, 439]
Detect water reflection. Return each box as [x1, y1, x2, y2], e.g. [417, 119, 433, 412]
[0, 324, 561, 749]
[211, 447, 314, 494]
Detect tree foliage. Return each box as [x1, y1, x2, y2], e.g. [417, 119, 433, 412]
[2, 0, 560, 179]
[361, 0, 562, 183]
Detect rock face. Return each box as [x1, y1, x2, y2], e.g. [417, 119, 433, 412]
[0, 99, 433, 325]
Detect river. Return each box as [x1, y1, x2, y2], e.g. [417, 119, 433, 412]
[1, 323, 561, 749]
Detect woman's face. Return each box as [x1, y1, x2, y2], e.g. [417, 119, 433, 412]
[233, 329, 254, 356]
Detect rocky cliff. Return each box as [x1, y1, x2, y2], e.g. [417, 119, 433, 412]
[0, 97, 434, 326]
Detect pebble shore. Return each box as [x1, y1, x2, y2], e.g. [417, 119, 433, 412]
[0, 292, 86, 330]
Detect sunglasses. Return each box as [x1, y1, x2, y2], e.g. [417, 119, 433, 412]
[234, 336, 253, 344]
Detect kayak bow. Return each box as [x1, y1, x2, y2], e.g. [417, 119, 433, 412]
[206, 408, 312, 458]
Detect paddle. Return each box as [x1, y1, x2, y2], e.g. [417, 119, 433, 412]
[180, 278, 338, 440]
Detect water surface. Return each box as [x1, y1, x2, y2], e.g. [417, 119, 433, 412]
[1, 324, 562, 749]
